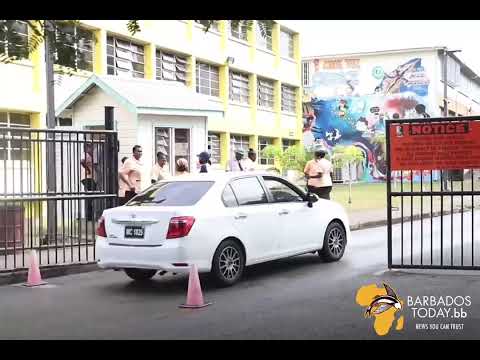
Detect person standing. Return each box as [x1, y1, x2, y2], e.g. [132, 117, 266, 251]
[151, 152, 171, 184]
[80, 143, 96, 220]
[244, 148, 257, 171]
[117, 157, 129, 204]
[197, 151, 211, 173]
[118, 145, 144, 205]
[229, 150, 245, 172]
[304, 147, 333, 200]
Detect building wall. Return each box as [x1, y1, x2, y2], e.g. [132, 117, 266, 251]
[435, 52, 480, 116]
[1, 20, 303, 172]
[69, 86, 137, 159]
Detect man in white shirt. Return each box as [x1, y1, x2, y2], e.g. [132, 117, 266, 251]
[304, 146, 333, 200]
[118, 145, 145, 205]
[243, 148, 257, 171]
[151, 152, 171, 184]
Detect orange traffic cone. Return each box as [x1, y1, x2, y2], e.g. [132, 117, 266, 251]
[179, 264, 212, 309]
[23, 250, 47, 287]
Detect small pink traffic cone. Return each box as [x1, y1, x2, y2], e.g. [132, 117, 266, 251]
[179, 264, 211, 309]
[24, 250, 47, 287]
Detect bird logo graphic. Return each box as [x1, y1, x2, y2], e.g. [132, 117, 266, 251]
[364, 283, 402, 318]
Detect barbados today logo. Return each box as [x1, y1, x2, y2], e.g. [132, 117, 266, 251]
[355, 283, 405, 336]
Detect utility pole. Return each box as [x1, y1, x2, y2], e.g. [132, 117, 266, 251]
[45, 20, 57, 244]
[442, 47, 461, 191]
[441, 48, 448, 191]
[443, 47, 448, 118]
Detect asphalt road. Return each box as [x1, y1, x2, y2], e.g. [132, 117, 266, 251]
[1, 212, 479, 340]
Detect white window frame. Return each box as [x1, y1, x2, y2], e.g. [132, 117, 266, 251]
[229, 71, 249, 104]
[257, 78, 275, 109]
[107, 36, 144, 78]
[302, 61, 311, 87]
[0, 112, 31, 161]
[256, 21, 272, 51]
[282, 138, 296, 162]
[282, 139, 296, 152]
[258, 137, 274, 166]
[280, 30, 294, 58]
[230, 134, 249, 159]
[281, 85, 296, 113]
[0, 20, 28, 59]
[208, 132, 221, 164]
[209, 21, 220, 32]
[55, 23, 94, 72]
[156, 49, 188, 84]
[196, 62, 220, 97]
[229, 20, 248, 41]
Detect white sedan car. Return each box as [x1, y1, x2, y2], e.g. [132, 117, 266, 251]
[96, 172, 350, 287]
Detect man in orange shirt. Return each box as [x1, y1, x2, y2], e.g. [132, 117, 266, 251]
[118, 145, 144, 205]
[304, 146, 333, 200]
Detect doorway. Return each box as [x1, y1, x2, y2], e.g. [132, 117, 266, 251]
[154, 127, 191, 175]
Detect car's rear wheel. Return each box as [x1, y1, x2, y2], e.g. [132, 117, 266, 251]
[211, 239, 245, 287]
[319, 221, 347, 262]
[124, 268, 157, 282]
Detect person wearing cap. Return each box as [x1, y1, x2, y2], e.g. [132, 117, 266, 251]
[304, 146, 333, 200]
[151, 152, 171, 184]
[197, 151, 211, 173]
[229, 150, 245, 172]
[244, 148, 257, 171]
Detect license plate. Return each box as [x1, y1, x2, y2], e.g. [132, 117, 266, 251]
[124, 226, 144, 239]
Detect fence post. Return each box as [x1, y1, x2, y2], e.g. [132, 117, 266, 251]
[386, 120, 392, 269]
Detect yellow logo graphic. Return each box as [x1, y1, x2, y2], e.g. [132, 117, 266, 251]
[356, 283, 405, 336]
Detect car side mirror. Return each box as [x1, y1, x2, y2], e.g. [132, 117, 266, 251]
[306, 193, 319, 208]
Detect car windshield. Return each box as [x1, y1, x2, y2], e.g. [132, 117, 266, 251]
[126, 181, 214, 206]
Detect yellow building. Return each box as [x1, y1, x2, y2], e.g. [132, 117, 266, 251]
[0, 20, 303, 176]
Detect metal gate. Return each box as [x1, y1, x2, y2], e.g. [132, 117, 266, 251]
[0, 128, 118, 272]
[386, 116, 480, 270]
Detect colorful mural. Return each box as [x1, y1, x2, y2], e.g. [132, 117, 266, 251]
[304, 57, 433, 181]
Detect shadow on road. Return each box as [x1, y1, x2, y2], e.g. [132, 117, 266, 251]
[242, 253, 333, 281]
[97, 253, 340, 296]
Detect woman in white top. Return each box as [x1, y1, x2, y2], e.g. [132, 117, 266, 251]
[304, 147, 333, 200]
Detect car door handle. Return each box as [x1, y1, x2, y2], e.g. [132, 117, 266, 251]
[234, 213, 248, 219]
[278, 209, 290, 215]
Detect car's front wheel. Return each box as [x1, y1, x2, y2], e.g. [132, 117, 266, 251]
[319, 221, 347, 262]
[211, 239, 245, 287]
[124, 268, 157, 282]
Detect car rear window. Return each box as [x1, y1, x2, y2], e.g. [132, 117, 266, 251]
[126, 181, 214, 206]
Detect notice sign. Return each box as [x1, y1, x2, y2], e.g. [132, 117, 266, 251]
[390, 120, 480, 171]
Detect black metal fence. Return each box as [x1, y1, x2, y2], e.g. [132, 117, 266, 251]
[0, 128, 118, 271]
[386, 116, 480, 270]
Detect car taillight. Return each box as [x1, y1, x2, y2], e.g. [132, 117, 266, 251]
[166, 216, 195, 239]
[96, 216, 107, 237]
